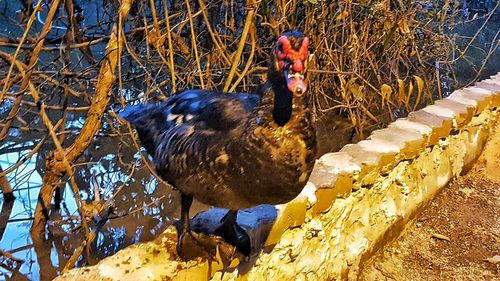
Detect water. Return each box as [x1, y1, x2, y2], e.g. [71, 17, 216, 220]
[450, 0, 500, 85]
[0, 88, 211, 279]
[0, 136, 210, 280]
[0, 144, 169, 280]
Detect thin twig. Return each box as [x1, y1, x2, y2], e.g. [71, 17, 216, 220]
[223, 0, 257, 92]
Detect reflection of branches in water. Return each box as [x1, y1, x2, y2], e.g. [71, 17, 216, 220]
[31, 236, 57, 280]
[0, 138, 46, 180]
[1, 240, 33, 281]
[0, 200, 15, 239]
[0, 249, 27, 281]
[62, 206, 112, 272]
[0, 165, 14, 201]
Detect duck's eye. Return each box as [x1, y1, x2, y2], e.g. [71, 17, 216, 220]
[277, 43, 284, 53]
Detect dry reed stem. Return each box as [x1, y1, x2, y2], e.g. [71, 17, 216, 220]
[198, 0, 231, 66]
[163, 0, 177, 91]
[229, 25, 257, 92]
[223, 0, 257, 92]
[0, 165, 14, 201]
[185, 0, 205, 88]
[0, 0, 44, 101]
[0, 0, 61, 143]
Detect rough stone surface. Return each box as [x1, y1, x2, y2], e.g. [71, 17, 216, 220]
[388, 118, 433, 144]
[308, 152, 360, 214]
[446, 93, 478, 110]
[357, 139, 399, 169]
[340, 144, 384, 188]
[308, 161, 339, 190]
[359, 122, 500, 280]
[474, 81, 500, 106]
[408, 110, 452, 143]
[448, 90, 490, 114]
[314, 152, 360, 197]
[434, 99, 474, 127]
[368, 127, 425, 159]
[264, 192, 309, 246]
[312, 188, 337, 214]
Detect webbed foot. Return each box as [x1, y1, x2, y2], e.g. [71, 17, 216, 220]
[213, 210, 251, 256]
[176, 227, 242, 267]
[175, 194, 249, 265]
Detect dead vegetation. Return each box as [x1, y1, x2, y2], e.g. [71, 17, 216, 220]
[0, 0, 497, 274]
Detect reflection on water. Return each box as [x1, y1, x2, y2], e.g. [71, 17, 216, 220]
[0, 138, 209, 280]
[0, 147, 76, 280]
[451, 1, 500, 86]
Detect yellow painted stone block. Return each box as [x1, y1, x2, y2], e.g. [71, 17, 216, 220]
[313, 188, 337, 214]
[434, 99, 474, 127]
[335, 173, 354, 198]
[475, 82, 500, 107]
[408, 110, 452, 143]
[450, 89, 491, 114]
[369, 127, 424, 160]
[340, 144, 392, 187]
[264, 195, 307, 246]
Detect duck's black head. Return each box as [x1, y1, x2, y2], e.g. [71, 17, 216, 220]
[269, 30, 309, 98]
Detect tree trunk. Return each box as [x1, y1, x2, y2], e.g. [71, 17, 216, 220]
[0, 166, 14, 202]
[30, 0, 135, 237]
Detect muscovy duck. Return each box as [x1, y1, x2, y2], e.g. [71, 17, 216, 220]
[120, 30, 316, 259]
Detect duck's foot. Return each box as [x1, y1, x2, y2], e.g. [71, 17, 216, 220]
[213, 210, 251, 256]
[176, 228, 242, 267]
[174, 194, 250, 265]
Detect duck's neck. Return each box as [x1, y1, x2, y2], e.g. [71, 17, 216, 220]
[272, 83, 293, 126]
[256, 81, 310, 128]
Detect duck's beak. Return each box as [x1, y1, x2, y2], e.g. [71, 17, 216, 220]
[285, 70, 307, 97]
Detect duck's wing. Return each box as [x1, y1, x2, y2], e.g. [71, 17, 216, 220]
[119, 89, 260, 180]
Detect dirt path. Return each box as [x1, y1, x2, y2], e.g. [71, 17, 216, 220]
[360, 121, 500, 281]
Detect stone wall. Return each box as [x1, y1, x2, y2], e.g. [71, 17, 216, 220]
[56, 73, 500, 281]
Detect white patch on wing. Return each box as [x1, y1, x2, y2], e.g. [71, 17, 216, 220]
[167, 113, 178, 122]
[184, 114, 194, 121]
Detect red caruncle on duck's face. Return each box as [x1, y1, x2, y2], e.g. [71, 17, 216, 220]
[275, 36, 309, 72]
[275, 35, 309, 96]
